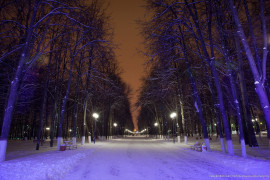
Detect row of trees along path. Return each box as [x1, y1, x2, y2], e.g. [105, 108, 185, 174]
[0, 0, 133, 162]
[137, 0, 270, 157]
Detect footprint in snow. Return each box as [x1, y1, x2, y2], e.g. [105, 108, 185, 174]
[110, 166, 120, 176]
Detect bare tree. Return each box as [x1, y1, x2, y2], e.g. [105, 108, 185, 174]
[228, 0, 270, 147]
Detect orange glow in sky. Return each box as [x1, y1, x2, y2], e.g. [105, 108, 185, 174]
[106, 0, 147, 130]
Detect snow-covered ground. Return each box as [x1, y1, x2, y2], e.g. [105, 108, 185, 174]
[0, 136, 270, 180]
[167, 133, 270, 161]
[0, 140, 94, 180]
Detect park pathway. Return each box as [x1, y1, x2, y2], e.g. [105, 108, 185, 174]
[62, 136, 258, 180]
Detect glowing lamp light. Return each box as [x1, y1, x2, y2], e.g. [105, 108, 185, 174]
[113, 123, 117, 127]
[46, 127, 50, 131]
[170, 112, 177, 119]
[92, 113, 99, 119]
[154, 122, 158, 127]
[93, 112, 99, 144]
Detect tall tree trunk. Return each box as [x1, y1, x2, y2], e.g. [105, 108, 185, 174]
[36, 44, 52, 150]
[214, 2, 246, 156]
[81, 52, 92, 144]
[228, 0, 270, 148]
[243, 0, 262, 74]
[0, 0, 39, 162]
[185, 0, 233, 154]
[204, 2, 226, 152]
[72, 83, 80, 145]
[50, 100, 57, 147]
[180, 28, 211, 151]
[56, 55, 75, 150]
[51, 51, 65, 147]
[82, 96, 88, 145]
[175, 71, 186, 143]
[196, 37, 225, 152]
[235, 36, 258, 147]
[71, 54, 83, 145]
[32, 109, 37, 140]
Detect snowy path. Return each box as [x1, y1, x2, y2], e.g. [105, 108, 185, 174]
[63, 137, 270, 180]
[1, 137, 269, 179]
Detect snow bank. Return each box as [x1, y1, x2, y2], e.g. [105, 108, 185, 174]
[0, 148, 94, 180]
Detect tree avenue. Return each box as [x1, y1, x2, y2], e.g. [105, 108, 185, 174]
[0, 0, 132, 162]
[138, 0, 270, 157]
[1, 0, 270, 163]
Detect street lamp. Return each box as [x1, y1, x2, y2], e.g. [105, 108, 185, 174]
[92, 113, 99, 144]
[170, 112, 177, 143]
[154, 122, 158, 139]
[113, 123, 117, 138]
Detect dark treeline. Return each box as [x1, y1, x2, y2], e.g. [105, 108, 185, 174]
[137, 0, 270, 156]
[0, 0, 133, 161]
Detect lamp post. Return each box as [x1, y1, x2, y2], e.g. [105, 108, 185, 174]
[170, 112, 177, 143]
[113, 123, 117, 138]
[92, 113, 99, 144]
[45, 127, 50, 140]
[154, 122, 158, 139]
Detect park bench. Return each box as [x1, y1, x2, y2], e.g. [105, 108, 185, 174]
[191, 142, 203, 152]
[64, 140, 77, 150]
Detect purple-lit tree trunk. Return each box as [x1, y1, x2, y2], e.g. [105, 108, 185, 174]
[227, 66, 246, 157]
[235, 36, 255, 147]
[175, 78, 186, 143]
[56, 51, 76, 150]
[71, 59, 82, 146]
[241, 0, 259, 147]
[81, 55, 92, 145]
[185, 0, 234, 155]
[36, 54, 50, 150]
[204, 2, 226, 153]
[184, 1, 226, 151]
[214, 2, 246, 157]
[0, 0, 39, 162]
[203, 56, 225, 151]
[56, 28, 95, 149]
[228, 0, 270, 148]
[56, 29, 86, 150]
[36, 19, 52, 150]
[50, 50, 65, 147]
[196, 40, 225, 153]
[179, 28, 211, 151]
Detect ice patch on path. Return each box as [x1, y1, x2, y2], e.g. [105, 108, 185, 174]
[0, 149, 94, 180]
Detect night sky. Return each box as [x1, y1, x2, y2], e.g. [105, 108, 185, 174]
[106, 0, 147, 130]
